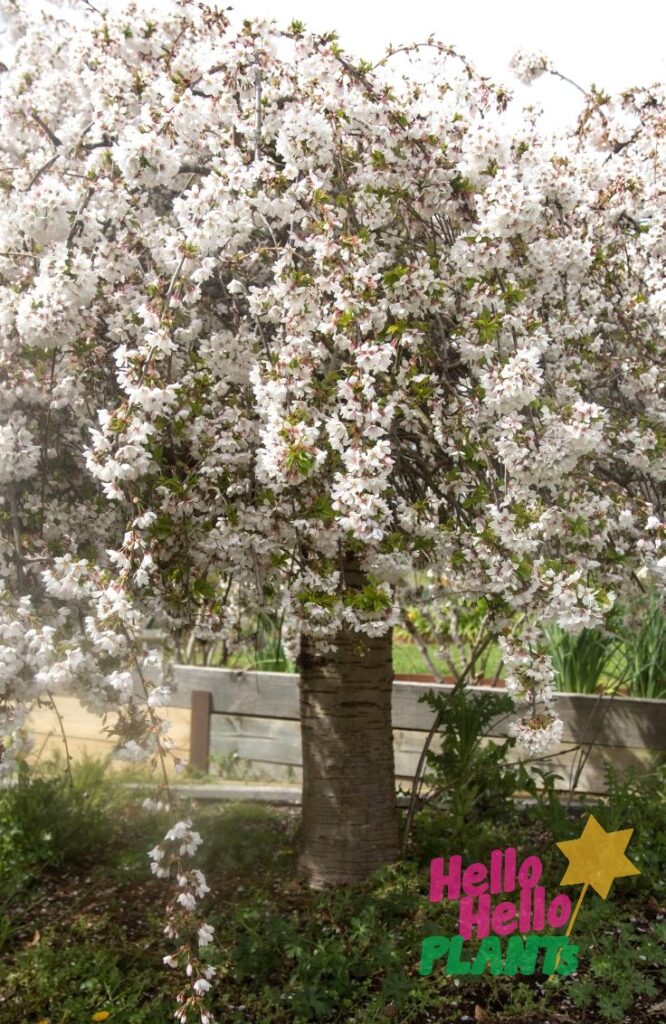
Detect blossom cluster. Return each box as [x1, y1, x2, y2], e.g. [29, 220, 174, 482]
[149, 819, 216, 1024]
[0, 0, 664, 1010]
[1, 0, 664, 768]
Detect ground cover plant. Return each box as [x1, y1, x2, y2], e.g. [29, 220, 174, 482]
[0, 756, 664, 1024]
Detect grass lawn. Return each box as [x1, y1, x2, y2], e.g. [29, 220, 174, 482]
[186, 640, 505, 681]
[391, 641, 504, 679]
[0, 758, 664, 1024]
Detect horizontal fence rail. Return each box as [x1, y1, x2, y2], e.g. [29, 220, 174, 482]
[144, 666, 666, 795]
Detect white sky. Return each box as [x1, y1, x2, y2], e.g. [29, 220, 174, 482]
[227, 0, 665, 126]
[3, 0, 666, 127]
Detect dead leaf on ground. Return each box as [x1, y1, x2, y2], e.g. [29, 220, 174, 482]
[645, 895, 663, 917]
[283, 879, 305, 893]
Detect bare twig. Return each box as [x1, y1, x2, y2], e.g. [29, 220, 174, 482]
[77, 0, 104, 14]
[31, 111, 62, 149]
[178, 162, 212, 175]
[39, 349, 58, 536]
[7, 482, 24, 592]
[121, 625, 171, 790]
[24, 153, 60, 192]
[67, 187, 95, 248]
[546, 68, 589, 99]
[47, 691, 74, 786]
[253, 67, 263, 162]
[567, 685, 621, 801]
[400, 615, 494, 856]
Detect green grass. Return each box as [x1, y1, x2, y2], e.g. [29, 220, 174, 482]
[392, 641, 505, 679]
[185, 638, 504, 681]
[392, 642, 445, 676]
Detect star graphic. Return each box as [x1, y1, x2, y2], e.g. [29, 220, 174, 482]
[556, 814, 640, 899]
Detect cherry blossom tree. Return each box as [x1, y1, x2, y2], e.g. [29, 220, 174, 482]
[0, 5, 664, 999]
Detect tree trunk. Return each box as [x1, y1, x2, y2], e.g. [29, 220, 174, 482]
[298, 564, 399, 888]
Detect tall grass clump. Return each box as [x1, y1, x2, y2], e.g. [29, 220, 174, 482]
[546, 625, 618, 694]
[619, 595, 666, 699]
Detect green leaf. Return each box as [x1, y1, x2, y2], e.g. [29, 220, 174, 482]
[193, 578, 216, 601]
[383, 265, 410, 288]
[285, 447, 316, 475]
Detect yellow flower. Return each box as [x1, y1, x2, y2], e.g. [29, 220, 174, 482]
[91, 1014, 111, 1023]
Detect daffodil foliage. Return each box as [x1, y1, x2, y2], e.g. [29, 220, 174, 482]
[0, 1, 664, 1012]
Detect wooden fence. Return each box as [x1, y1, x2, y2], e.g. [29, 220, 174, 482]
[26, 694, 191, 772]
[150, 666, 666, 794]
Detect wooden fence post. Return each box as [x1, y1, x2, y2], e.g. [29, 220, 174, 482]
[189, 690, 212, 773]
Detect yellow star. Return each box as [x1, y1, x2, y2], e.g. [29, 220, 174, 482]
[556, 814, 640, 899]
